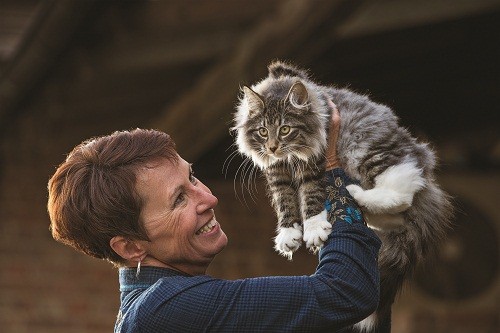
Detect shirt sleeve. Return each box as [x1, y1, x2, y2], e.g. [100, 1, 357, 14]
[135, 168, 381, 333]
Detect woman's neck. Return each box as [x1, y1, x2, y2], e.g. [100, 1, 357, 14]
[132, 255, 209, 276]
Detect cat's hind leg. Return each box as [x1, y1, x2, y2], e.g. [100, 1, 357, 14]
[364, 212, 406, 231]
[354, 312, 377, 332]
[346, 161, 425, 215]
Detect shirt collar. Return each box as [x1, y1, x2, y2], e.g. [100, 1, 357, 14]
[119, 266, 191, 292]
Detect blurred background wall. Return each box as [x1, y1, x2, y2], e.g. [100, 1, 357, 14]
[0, 0, 499, 332]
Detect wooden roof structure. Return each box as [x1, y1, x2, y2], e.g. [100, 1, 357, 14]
[1, 0, 499, 174]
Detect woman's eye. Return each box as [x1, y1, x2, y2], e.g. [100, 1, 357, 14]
[258, 127, 268, 137]
[280, 126, 290, 135]
[174, 193, 185, 207]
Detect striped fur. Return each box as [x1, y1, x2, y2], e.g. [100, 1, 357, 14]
[232, 61, 453, 332]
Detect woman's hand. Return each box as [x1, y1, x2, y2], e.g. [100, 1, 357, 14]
[325, 100, 341, 171]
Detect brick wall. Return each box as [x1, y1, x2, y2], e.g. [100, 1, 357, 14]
[0, 92, 118, 332]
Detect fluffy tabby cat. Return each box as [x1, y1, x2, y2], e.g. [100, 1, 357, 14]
[232, 61, 453, 332]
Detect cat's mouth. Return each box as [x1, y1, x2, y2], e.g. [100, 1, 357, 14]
[270, 150, 313, 163]
[267, 152, 285, 161]
[268, 151, 281, 157]
[266, 146, 286, 157]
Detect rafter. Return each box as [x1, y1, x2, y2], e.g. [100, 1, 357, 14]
[0, 0, 95, 127]
[149, 0, 362, 161]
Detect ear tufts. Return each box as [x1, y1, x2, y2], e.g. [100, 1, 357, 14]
[286, 81, 309, 109]
[243, 86, 265, 117]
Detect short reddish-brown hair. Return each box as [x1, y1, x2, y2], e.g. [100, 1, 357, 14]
[47, 128, 177, 266]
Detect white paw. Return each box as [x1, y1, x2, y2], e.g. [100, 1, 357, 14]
[347, 183, 413, 214]
[303, 210, 331, 253]
[346, 184, 364, 200]
[274, 223, 303, 260]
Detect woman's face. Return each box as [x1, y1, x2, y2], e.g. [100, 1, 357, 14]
[135, 156, 227, 275]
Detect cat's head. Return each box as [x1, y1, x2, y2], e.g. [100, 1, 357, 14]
[233, 67, 328, 169]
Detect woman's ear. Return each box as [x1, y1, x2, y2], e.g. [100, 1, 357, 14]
[110, 236, 146, 262]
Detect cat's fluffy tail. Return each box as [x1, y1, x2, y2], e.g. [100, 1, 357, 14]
[365, 181, 454, 332]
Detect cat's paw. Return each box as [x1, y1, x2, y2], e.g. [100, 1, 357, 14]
[346, 184, 364, 201]
[274, 223, 303, 260]
[347, 184, 412, 214]
[303, 210, 331, 253]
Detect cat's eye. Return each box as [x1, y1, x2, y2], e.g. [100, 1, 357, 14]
[279, 126, 290, 135]
[258, 127, 268, 137]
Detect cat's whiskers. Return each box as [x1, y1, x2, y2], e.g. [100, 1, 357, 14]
[222, 148, 241, 179]
[242, 158, 259, 203]
[221, 142, 262, 207]
[233, 159, 255, 209]
[250, 164, 261, 199]
[242, 149, 271, 206]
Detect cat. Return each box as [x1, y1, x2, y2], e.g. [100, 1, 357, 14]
[232, 61, 453, 332]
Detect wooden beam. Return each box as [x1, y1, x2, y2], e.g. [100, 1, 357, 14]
[0, 0, 96, 127]
[149, 0, 363, 161]
[94, 30, 241, 73]
[130, 0, 285, 31]
[335, 0, 500, 39]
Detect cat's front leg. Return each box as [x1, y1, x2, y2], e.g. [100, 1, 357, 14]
[303, 210, 331, 253]
[274, 223, 303, 260]
[299, 175, 332, 253]
[266, 167, 303, 259]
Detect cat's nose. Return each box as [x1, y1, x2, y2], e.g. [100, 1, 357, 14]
[269, 146, 278, 153]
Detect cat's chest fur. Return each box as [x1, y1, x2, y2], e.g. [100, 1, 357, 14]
[264, 160, 315, 186]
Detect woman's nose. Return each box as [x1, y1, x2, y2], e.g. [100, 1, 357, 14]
[195, 184, 218, 213]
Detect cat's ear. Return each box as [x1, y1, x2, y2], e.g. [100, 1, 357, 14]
[268, 61, 308, 79]
[286, 81, 309, 108]
[243, 86, 264, 117]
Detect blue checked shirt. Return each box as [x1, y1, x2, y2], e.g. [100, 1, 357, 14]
[115, 168, 381, 332]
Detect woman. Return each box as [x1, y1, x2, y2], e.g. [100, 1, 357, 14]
[47, 104, 381, 332]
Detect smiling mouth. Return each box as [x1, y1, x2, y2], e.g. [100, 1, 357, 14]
[196, 218, 217, 235]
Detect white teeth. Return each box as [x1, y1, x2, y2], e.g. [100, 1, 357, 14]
[196, 219, 217, 235]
